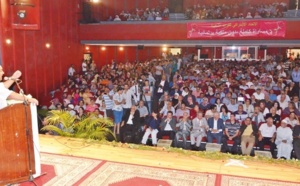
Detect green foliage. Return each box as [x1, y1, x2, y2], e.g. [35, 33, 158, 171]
[37, 109, 49, 117]
[41, 110, 115, 141]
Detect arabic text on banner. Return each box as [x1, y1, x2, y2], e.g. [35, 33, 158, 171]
[187, 20, 286, 38]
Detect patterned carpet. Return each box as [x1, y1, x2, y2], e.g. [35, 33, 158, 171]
[17, 153, 299, 186]
[220, 175, 300, 186]
[79, 162, 216, 186]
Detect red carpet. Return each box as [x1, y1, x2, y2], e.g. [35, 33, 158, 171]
[16, 153, 300, 186]
[110, 177, 171, 186]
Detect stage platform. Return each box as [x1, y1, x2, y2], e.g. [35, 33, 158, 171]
[38, 135, 300, 184]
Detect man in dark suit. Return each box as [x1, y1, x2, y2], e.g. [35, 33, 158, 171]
[293, 123, 300, 159]
[153, 75, 169, 112]
[157, 111, 176, 141]
[120, 105, 140, 143]
[207, 112, 224, 144]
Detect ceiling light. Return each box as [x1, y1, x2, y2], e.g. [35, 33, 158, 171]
[45, 43, 51, 48]
[17, 10, 26, 19]
[5, 39, 11, 44]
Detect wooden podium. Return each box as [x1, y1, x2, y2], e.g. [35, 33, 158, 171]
[0, 103, 36, 185]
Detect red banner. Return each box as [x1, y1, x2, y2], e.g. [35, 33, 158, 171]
[187, 20, 286, 38]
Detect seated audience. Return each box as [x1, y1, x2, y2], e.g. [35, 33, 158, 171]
[174, 112, 191, 149]
[240, 117, 258, 156]
[85, 99, 98, 112]
[215, 98, 224, 112]
[293, 123, 300, 159]
[222, 92, 231, 105]
[276, 120, 293, 159]
[189, 104, 200, 120]
[253, 88, 265, 100]
[282, 102, 300, 116]
[120, 106, 140, 143]
[292, 96, 300, 110]
[277, 91, 290, 109]
[233, 104, 248, 121]
[259, 101, 270, 117]
[190, 112, 208, 150]
[205, 104, 217, 119]
[137, 100, 149, 125]
[199, 97, 211, 111]
[251, 106, 265, 126]
[160, 100, 175, 117]
[265, 107, 281, 125]
[184, 95, 197, 109]
[93, 109, 104, 118]
[141, 111, 161, 146]
[258, 117, 277, 158]
[48, 49, 300, 160]
[157, 111, 176, 142]
[227, 98, 238, 113]
[207, 112, 224, 144]
[243, 99, 254, 117]
[220, 105, 230, 123]
[272, 101, 282, 116]
[175, 103, 190, 119]
[76, 107, 86, 120]
[66, 104, 76, 116]
[282, 112, 300, 128]
[221, 114, 240, 154]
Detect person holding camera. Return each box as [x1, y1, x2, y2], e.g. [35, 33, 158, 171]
[154, 75, 169, 112]
[122, 84, 136, 115]
[142, 80, 153, 113]
[130, 80, 140, 105]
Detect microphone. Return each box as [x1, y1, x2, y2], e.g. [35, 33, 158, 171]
[4, 76, 21, 82]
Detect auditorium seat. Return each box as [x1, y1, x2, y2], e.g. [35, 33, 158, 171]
[245, 89, 255, 97]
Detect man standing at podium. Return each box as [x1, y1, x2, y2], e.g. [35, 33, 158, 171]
[0, 65, 38, 109]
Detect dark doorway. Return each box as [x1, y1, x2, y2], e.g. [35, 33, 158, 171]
[289, 0, 300, 9]
[169, 0, 184, 13]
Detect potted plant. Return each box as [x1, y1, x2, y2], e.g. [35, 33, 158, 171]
[42, 110, 115, 141]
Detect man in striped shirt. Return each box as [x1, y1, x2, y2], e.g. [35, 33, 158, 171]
[102, 87, 114, 119]
[221, 114, 240, 154]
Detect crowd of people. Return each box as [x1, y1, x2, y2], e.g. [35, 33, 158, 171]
[46, 52, 300, 160]
[185, 2, 287, 20]
[108, 7, 169, 21]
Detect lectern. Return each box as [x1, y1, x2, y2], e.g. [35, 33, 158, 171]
[0, 103, 36, 185]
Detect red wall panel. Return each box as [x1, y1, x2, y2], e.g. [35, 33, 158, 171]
[85, 45, 287, 67]
[85, 46, 169, 66]
[126, 47, 137, 62]
[11, 0, 40, 30]
[136, 0, 148, 9]
[105, 0, 115, 19]
[80, 20, 300, 41]
[215, 47, 222, 59]
[126, 0, 136, 11]
[0, 0, 82, 106]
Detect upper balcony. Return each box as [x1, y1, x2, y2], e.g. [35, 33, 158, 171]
[79, 0, 300, 47]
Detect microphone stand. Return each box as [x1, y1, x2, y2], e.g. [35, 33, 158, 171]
[15, 80, 38, 186]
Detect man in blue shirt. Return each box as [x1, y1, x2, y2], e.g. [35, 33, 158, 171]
[292, 65, 300, 97]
